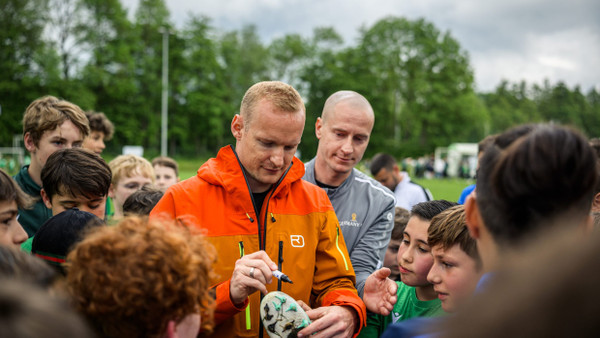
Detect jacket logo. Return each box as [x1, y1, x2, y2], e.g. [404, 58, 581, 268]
[291, 235, 305, 247]
[352, 213, 357, 221]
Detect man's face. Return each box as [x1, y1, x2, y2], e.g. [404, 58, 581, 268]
[82, 131, 106, 154]
[397, 216, 433, 287]
[427, 244, 482, 312]
[42, 188, 107, 220]
[315, 101, 373, 177]
[154, 165, 178, 191]
[232, 99, 304, 193]
[375, 167, 400, 191]
[26, 120, 84, 170]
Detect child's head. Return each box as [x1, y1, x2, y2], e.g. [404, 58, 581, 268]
[427, 205, 482, 312]
[384, 207, 410, 279]
[32, 208, 105, 274]
[0, 169, 30, 248]
[398, 200, 457, 288]
[109, 155, 155, 218]
[66, 216, 216, 336]
[22, 96, 89, 173]
[82, 111, 114, 155]
[123, 185, 164, 216]
[473, 124, 597, 248]
[152, 156, 179, 191]
[40, 148, 111, 220]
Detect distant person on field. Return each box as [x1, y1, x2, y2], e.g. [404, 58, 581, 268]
[359, 200, 456, 337]
[370, 153, 432, 210]
[303, 90, 396, 297]
[107, 155, 154, 220]
[122, 185, 164, 216]
[82, 111, 114, 155]
[15, 96, 90, 237]
[66, 216, 216, 337]
[20, 148, 110, 252]
[0, 169, 30, 248]
[152, 156, 179, 191]
[384, 207, 410, 282]
[457, 134, 496, 204]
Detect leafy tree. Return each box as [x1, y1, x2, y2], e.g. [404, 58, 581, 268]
[78, 0, 138, 154]
[0, 0, 52, 145]
[353, 17, 486, 157]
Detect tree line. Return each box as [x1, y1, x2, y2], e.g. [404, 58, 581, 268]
[2, 0, 598, 160]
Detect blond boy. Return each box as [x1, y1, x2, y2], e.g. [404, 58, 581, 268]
[427, 205, 482, 312]
[15, 96, 89, 236]
[107, 155, 154, 219]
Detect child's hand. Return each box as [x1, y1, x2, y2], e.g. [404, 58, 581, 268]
[362, 268, 398, 315]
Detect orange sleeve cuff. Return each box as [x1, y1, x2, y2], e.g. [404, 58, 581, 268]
[322, 288, 367, 337]
[213, 279, 249, 325]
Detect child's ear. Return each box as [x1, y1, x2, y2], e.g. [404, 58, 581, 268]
[465, 193, 481, 240]
[40, 189, 52, 209]
[592, 192, 600, 213]
[24, 132, 37, 152]
[164, 320, 177, 338]
[108, 184, 115, 198]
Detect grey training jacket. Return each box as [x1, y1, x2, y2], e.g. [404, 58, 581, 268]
[303, 158, 396, 297]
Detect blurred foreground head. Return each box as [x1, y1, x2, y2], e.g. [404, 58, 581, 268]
[66, 216, 216, 338]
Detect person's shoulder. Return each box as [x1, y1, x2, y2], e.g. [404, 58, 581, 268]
[352, 169, 396, 203]
[290, 178, 334, 212]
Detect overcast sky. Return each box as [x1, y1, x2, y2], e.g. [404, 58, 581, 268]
[122, 0, 599, 92]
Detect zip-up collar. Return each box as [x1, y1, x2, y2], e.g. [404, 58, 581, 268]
[197, 146, 304, 247]
[303, 157, 356, 200]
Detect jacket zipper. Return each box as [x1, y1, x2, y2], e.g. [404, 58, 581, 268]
[239, 241, 251, 331]
[336, 226, 349, 271]
[277, 240, 284, 291]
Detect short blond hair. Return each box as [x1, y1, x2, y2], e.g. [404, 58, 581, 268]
[109, 155, 155, 185]
[240, 81, 304, 128]
[23, 96, 89, 146]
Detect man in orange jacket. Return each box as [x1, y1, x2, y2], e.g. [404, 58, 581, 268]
[151, 81, 367, 337]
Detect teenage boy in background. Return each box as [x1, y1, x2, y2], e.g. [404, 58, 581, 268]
[15, 96, 89, 237]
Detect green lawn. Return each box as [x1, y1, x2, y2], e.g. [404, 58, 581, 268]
[414, 178, 474, 202]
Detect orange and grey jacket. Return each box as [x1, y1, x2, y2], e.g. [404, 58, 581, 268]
[150, 145, 366, 337]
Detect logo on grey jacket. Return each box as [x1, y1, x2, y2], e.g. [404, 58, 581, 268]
[339, 212, 361, 227]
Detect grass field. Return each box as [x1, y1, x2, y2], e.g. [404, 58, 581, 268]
[413, 177, 474, 202]
[178, 158, 471, 203]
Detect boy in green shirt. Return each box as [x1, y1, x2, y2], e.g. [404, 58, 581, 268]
[359, 200, 456, 337]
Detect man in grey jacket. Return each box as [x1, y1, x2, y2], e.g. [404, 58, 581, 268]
[303, 90, 396, 297]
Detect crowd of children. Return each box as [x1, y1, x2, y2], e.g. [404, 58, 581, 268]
[0, 92, 599, 338]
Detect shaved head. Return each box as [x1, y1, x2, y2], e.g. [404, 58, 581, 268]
[321, 91, 374, 124]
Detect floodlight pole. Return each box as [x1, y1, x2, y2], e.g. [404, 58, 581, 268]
[160, 27, 169, 157]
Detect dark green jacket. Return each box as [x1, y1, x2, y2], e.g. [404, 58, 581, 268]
[14, 166, 52, 237]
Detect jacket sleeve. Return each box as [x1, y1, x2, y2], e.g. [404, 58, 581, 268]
[311, 210, 367, 336]
[350, 197, 396, 296]
[213, 279, 248, 325]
